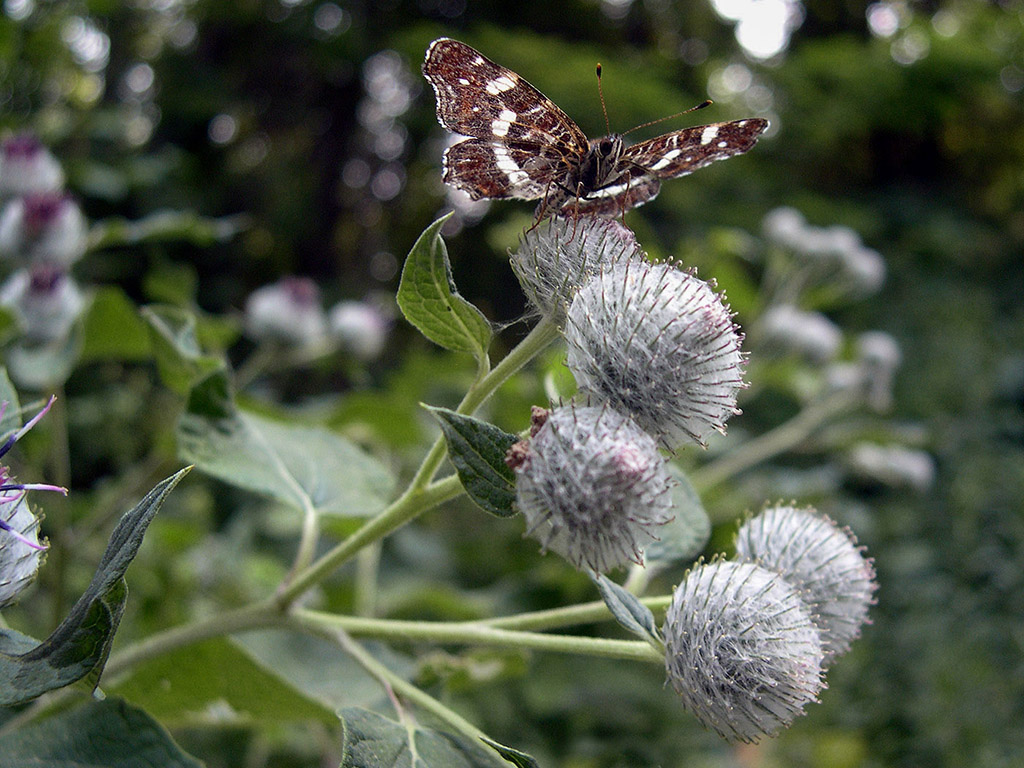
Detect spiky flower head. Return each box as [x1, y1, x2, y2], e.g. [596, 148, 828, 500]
[509, 215, 645, 324]
[0, 397, 67, 608]
[0, 192, 87, 267]
[734, 505, 877, 663]
[565, 260, 746, 450]
[663, 560, 825, 742]
[0, 264, 85, 343]
[328, 299, 391, 361]
[244, 276, 328, 346]
[0, 134, 65, 198]
[512, 403, 674, 574]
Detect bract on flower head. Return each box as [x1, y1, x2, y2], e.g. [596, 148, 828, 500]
[0, 396, 68, 608]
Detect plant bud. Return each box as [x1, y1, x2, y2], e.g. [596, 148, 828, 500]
[0, 264, 85, 343]
[513, 404, 674, 573]
[565, 261, 746, 449]
[735, 505, 877, 662]
[0, 134, 65, 197]
[244, 277, 327, 346]
[0, 193, 88, 266]
[663, 560, 825, 742]
[509, 215, 645, 323]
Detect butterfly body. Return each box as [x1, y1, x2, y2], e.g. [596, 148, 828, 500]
[423, 38, 768, 219]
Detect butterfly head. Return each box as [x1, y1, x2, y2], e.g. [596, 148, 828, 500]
[581, 134, 626, 190]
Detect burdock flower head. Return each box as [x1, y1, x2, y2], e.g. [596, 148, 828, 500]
[734, 504, 877, 663]
[663, 559, 826, 742]
[565, 260, 746, 450]
[0, 134, 65, 198]
[0, 396, 67, 608]
[509, 215, 645, 324]
[244, 276, 328, 347]
[509, 403, 674, 574]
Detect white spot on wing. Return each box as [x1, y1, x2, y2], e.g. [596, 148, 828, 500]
[649, 148, 682, 171]
[491, 109, 517, 138]
[701, 125, 719, 145]
[493, 144, 529, 185]
[485, 75, 517, 95]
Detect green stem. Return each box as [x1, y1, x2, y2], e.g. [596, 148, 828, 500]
[329, 630, 508, 767]
[275, 475, 463, 607]
[690, 388, 860, 502]
[480, 595, 673, 632]
[102, 600, 284, 681]
[277, 318, 561, 607]
[294, 609, 663, 663]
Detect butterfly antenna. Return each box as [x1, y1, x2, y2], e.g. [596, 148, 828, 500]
[622, 99, 713, 136]
[596, 63, 611, 135]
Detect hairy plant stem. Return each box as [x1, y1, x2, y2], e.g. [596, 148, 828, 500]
[330, 629, 509, 767]
[294, 609, 663, 663]
[275, 317, 560, 608]
[690, 388, 860, 506]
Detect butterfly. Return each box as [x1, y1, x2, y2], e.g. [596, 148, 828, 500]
[422, 38, 769, 219]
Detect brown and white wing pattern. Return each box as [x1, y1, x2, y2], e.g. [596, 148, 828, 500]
[423, 38, 589, 202]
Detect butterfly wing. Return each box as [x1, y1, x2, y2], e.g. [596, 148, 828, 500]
[423, 38, 589, 202]
[623, 119, 769, 180]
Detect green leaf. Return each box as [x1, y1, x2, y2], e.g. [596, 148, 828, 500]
[105, 636, 336, 726]
[0, 469, 191, 706]
[591, 574, 661, 645]
[89, 209, 248, 250]
[480, 737, 541, 768]
[339, 707, 491, 768]
[425, 406, 519, 518]
[178, 372, 394, 517]
[233, 630, 414, 712]
[643, 466, 710, 577]
[0, 697, 203, 767]
[0, 367, 21, 436]
[397, 214, 492, 362]
[142, 305, 225, 396]
[80, 286, 152, 362]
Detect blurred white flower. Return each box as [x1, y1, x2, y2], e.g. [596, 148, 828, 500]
[758, 304, 842, 363]
[0, 135, 65, 198]
[328, 299, 390, 361]
[0, 193, 88, 267]
[244, 277, 327, 347]
[0, 265, 85, 343]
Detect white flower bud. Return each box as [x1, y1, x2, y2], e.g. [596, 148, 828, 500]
[0, 265, 85, 343]
[244, 277, 327, 346]
[0, 495, 46, 608]
[0, 135, 65, 197]
[762, 206, 807, 250]
[840, 245, 886, 294]
[513, 404, 674, 573]
[509, 215, 645, 323]
[735, 505, 877, 663]
[758, 304, 842, 363]
[328, 300, 390, 361]
[663, 560, 825, 742]
[844, 443, 936, 492]
[0, 193, 88, 267]
[565, 261, 746, 450]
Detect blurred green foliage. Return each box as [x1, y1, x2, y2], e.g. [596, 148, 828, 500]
[1, 0, 1022, 766]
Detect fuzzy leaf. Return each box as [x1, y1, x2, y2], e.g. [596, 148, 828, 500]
[142, 305, 225, 396]
[0, 697, 203, 767]
[0, 469, 191, 706]
[339, 707, 491, 768]
[0, 367, 21, 436]
[178, 371, 394, 517]
[397, 214, 492, 362]
[592, 573, 661, 644]
[481, 737, 541, 768]
[643, 466, 710, 576]
[426, 406, 519, 518]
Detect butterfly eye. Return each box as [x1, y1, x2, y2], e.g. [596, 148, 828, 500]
[599, 138, 615, 156]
